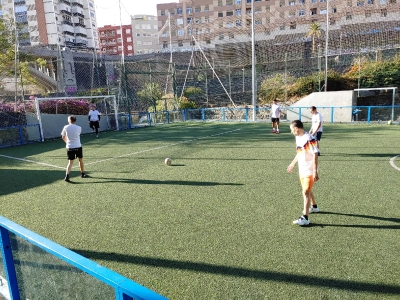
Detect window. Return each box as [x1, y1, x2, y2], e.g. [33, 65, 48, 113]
[346, 12, 352, 19]
[280, 0, 285, 6]
[347, 0, 352, 6]
[127, 46, 133, 50]
[298, 0, 305, 3]
[365, 9, 371, 17]
[226, 0, 233, 5]
[177, 29, 184, 36]
[381, 8, 387, 16]
[206, 39, 211, 44]
[329, 18, 336, 25]
[236, 0, 242, 3]
[236, 9, 242, 15]
[299, 9, 305, 16]
[380, 0, 386, 3]
[177, 7, 182, 14]
[218, 0, 223, 5]
[229, 33, 234, 39]
[310, 0, 317, 3]
[289, 11, 296, 17]
[205, 17, 210, 22]
[195, 6, 201, 12]
[320, 9, 327, 14]
[290, 22, 296, 29]
[218, 12, 223, 17]
[161, 9, 165, 16]
[280, 25, 285, 30]
[195, 18, 201, 24]
[219, 34, 224, 40]
[187, 17, 192, 24]
[255, 19, 262, 24]
[310, 8, 317, 15]
[178, 40, 183, 46]
[255, 7, 262, 13]
[226, 22, 234, 28]
[280, 12, 285, 18]
[177, 18, 183, 25]
[367, 0, 374, 4]
[289, 0, 295, 5]
[127, 37, 132, 42]
[169, 9, 175, 15]
[332, 7, 337, 13]
[236, 20, 242, 26]
[126, 29, 130, 34]
[163, 42, 168, 48]
[187, 7, 192, 13]
[205, 5, 209, 11]
[227, 11, 234, 16]
[357, 0, 364, 5]
[266, 6, 270, 11]
[118, 38, 122, 42]
[246, 8, 251, 14]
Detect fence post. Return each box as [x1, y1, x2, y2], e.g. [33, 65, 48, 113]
[367, 107, 371, 124]
[202, 108, 205, 121]
[19, 125, 25, 145]
[222, 108, 225, 122]
[245, 107, 249, 122]
[166, 111, 170, 124]
[299, 108, 302, 121]
[147, 112, 151, 126]
[331, 107, 334, 123]
[128, 114, 131, 129]
[0, 227, 21, 299]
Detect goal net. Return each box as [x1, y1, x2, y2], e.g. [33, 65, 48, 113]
[35, 95, 119, 141]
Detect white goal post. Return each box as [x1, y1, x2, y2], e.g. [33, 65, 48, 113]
[354, 87, 398, 121]
[35, 95, 119, 141]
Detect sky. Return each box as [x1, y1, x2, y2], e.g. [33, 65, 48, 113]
[94, 0, 178, 27]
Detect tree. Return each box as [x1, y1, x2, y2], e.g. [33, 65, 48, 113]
[305, 22, 322, 54]
[137, 83, 163, 112]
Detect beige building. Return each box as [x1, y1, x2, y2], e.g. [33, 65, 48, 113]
[156, 0, 400, 51]
[132, 15, 159, 55]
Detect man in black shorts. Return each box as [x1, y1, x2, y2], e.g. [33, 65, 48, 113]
[88, 105, 101, 137]
[61, 115, 88, 182]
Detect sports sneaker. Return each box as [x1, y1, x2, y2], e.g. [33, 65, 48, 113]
[64, 175, 71, 183]
[81, 173, 88, 178]
[276, 131, 280, 134]
[293, 216, 310, 226]
[271, 129, 275, 133]
[309, 206, 320, 213]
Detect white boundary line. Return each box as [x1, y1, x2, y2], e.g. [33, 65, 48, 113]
[0, 129, 242, 169]
[85, 128, 242, 167]
[389, 155, 400, 171]
[0, 154, 65, 169]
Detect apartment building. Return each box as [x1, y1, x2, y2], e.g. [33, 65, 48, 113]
[0, 0, 99, 50]
[98, 25, 134, 56]
[156, 0, 400, 51]
[132, 15, 159, 55]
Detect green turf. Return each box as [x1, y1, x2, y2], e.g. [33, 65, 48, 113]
[0, 122, 399, 299]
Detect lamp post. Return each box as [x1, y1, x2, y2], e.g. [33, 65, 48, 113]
[324, 0, 329, 92]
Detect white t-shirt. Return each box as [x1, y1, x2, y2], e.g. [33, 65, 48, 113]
[271, 104, 281, 118]
[295, 132, 319, 177]
[61, 124, 82, 149]
[88, 109, 100, 122]
[311, 112, 323, 133]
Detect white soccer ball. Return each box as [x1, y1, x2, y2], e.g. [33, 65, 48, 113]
[388, 120, 393, 125]
[165, 158, 172, 165]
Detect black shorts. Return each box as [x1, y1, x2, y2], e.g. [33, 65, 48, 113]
[67, 147, 83, 160]
[90, 121, 100, 129]
[315, 132, 323, 141]
[271, 118, 280, 123]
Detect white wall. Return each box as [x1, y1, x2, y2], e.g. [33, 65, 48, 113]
[287, 91, 356, 123]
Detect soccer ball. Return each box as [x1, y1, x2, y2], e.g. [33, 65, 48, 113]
[388, 120, 393, 125]
[165, 158, 172, 165]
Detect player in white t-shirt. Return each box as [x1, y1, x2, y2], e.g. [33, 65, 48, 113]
[61, 115, 88, 182]
[287, 120, 320, 226]
[309, 106, 323, 156]
[270, 99, 281, 134]
[88, 105, 101, 137]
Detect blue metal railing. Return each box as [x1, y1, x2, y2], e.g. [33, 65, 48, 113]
[0, 216, 167, 300]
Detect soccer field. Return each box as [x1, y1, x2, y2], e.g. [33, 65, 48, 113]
[0, 122, 399, 299]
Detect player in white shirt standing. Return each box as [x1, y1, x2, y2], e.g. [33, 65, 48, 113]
[61, 115, 88, 183]
[270, 99, 281, 134]
[88, 105, 101, 137]
[309, 106, 323, 156]
[287, 120, 320, 226]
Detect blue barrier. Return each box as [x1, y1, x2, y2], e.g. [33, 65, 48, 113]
[0, 216, 167, 300]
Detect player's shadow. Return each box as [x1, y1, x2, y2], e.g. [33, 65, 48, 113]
[91, 177, 243, 186]
[308, 211, 400, 229]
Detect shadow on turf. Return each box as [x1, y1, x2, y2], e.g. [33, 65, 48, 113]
[72, 249, 400, 295]
[90, 177, 243, 186]
[309, 211, 400, 229]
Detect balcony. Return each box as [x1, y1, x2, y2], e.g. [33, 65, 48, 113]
[72, 6, 84, 16]
[74, 25, 87, 35]
[62, 22, 74, 34]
